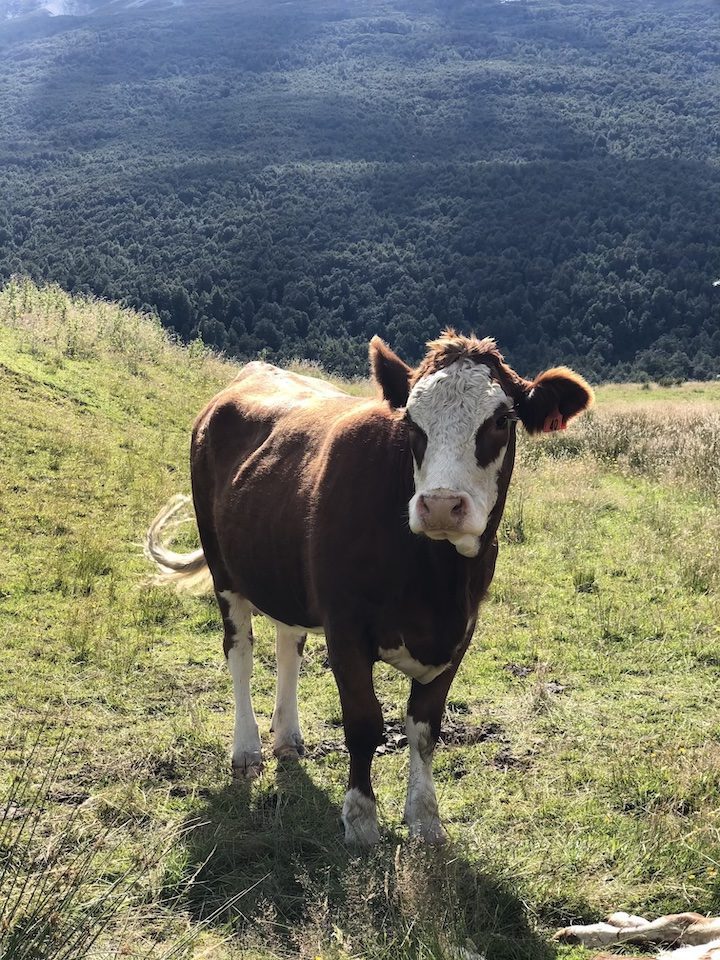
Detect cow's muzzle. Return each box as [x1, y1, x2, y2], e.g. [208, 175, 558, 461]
[416, 491, 470, 532]
[409, 489, 484, 558]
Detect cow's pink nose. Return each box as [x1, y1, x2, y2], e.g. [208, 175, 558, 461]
[418, 493, 469, 530]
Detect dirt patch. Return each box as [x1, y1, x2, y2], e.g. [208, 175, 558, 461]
[48, 784, 90, 805]
[439, 717, 504, 747]
[492, 746, 532, 772]
[503, 662, 534, 678]
[150, 756, 181, 781]
[309, 716, 505, 758]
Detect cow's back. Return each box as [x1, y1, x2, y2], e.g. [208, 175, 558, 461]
[192, 361, 354, 490]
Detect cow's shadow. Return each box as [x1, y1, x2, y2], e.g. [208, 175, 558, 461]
[176, 756, 554, 960]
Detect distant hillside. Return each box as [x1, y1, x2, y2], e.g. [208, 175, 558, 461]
[1, 0, 719, 380]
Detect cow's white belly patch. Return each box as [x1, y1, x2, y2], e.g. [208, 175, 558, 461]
[378, 644, 451, 684]
[250, 606, 324, 635]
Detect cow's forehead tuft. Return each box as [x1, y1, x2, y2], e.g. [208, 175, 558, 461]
[411, 329, 502, 387]
[407, 359, 509, 416]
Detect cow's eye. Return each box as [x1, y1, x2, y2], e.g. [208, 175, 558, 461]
[495, 410, 516, 430]
[405, 417, 428, 467]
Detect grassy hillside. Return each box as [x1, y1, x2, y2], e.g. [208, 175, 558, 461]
[1, 281, 720, 959]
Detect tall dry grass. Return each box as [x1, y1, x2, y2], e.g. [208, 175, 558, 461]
[0, 278, 230, 383]
[523, 405, 720, 502]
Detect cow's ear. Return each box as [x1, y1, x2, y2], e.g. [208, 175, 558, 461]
[517, 366, 594, 434]
[369, 336, 412, 409]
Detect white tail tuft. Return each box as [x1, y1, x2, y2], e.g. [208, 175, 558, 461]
[144, 494, 213, 593]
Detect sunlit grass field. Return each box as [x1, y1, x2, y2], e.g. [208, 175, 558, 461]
[1, 281, 719, 960]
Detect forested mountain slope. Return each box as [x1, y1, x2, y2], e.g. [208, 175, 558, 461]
[1, 0, 719, 379]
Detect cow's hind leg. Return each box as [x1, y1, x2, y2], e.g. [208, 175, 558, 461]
[328, 640, 383, 845]
[217, 590, 263, 778]
[271, 625, 306, 759]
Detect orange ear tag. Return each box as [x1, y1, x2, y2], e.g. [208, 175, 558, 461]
[542, 409, 567, 433]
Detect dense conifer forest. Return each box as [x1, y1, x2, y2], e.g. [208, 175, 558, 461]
[1, 0, 719, 379]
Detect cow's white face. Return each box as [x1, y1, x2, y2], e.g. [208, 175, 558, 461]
[405, 360, 514, 558]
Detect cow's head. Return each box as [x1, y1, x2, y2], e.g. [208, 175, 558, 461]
[370, 330, 593, 558]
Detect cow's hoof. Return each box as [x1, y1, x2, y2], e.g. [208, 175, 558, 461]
[408, 818, 448, 845]
[342, 788, 380, 846]
[273, 732, 305, 760]
[344, 817, 381, 846]
[232, 751, 264, 779]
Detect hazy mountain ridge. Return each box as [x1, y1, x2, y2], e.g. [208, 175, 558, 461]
[2, 0, 183, 18]
[1, 0, 719, 379]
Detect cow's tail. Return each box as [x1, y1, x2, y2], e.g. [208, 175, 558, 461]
[144, 494, 213, 593]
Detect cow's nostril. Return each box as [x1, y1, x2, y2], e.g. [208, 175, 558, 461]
[451, 500, 464, 516]
[418, 495, 430, 517]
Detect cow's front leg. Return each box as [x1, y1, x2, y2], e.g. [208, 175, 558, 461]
[404, 650, 467, 843]
[329, 643, 384, 845]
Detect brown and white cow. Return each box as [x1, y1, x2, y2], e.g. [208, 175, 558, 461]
[146, 330, 593, 844]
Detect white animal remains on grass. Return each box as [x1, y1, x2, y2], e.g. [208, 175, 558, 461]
[555, 911, 720, 959]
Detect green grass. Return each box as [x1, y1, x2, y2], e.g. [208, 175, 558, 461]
[1, 281, 719, 959]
